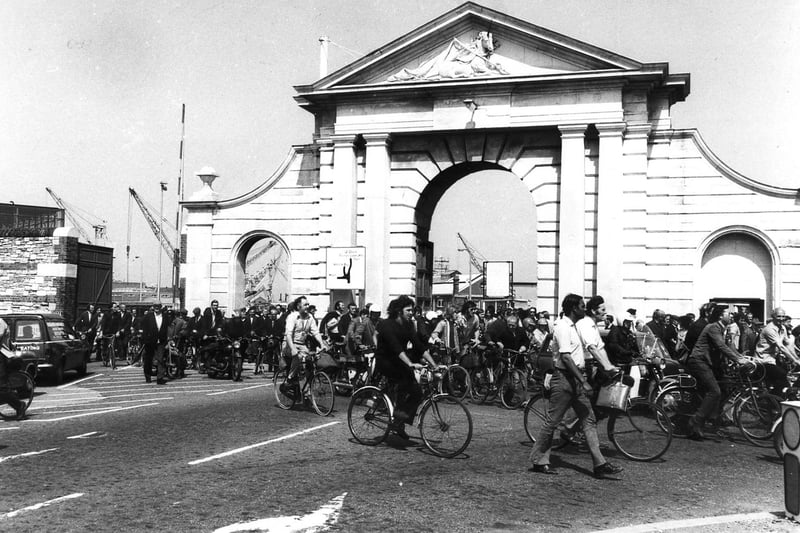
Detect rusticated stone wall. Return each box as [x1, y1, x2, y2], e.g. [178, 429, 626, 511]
[0, 233, 79, 324]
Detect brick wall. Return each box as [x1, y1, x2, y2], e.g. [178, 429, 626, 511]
[0, 235, 79, 322]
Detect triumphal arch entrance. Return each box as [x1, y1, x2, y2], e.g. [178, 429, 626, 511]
[182, 3, 800, 319]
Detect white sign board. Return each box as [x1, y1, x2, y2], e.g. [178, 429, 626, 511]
[483, 261, 513, 298]
[326, 247, 366, 290]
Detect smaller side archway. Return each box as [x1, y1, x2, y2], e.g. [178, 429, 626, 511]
[695, 226, 780, 320]
[228, 231, 291, 312]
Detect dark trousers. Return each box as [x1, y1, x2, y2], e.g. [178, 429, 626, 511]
[143, 343, 165, 381]
[686, 358, 721, 426]
[376, 357, 422, 424]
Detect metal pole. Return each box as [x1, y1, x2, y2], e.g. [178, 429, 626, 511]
[157, 182, 166, 303]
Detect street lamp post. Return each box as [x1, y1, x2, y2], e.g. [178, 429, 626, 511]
[458, 247, 472, 301]
[157, 182, 167, 304]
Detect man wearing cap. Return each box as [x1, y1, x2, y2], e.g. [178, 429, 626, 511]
[141, 304, 169, 384]
[752, 307, 800, 395]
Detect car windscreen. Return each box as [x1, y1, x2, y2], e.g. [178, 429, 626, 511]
[15, 320, 43, 341]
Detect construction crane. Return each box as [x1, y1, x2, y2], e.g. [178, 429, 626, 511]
[457, 232, 487, 301]
[247, 246, 287, 304]
[45, 187, 107, 244]
[128, 188, 177, 259]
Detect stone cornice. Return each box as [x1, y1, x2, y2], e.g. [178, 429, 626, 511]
[596, 122, 626, 137]
[362, 133, 392, 148]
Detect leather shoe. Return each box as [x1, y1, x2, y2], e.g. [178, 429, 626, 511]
[529, 464, 558, 475]
[593, 462, 623, 479]
[394, 424, 411, 441]
[156, 379, 167, 385]
[145, 377, 151, 383]
[15, 405, 27, 420]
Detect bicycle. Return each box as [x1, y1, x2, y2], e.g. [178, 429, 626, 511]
[347, 365, 473, 458]
[470, 347, 526, 409]
[126, 334, 144, 366]
[654, 360, 781, 446]
[430, 345, 471, 400]
[332, 344, 378, 396]
[0, 369, 35, 421]
[273, 351, 335, 416]
[98, 334, 116, 370]
[524, 370, 673, 462]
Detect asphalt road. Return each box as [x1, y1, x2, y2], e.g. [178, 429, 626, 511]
[0, 362, 791, 532]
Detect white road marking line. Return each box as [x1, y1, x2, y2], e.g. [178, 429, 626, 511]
[28, 398, 173, 411]
[0, 426, 20, 431]
[1, 493, 84, 519]
[207, 384, 270, 395]
[0, 448, 59, 464]
[593, 511, 780, 532]
[28, 402, 159, 422]
[189, 421, 340, 465]
[67, 431, 99, 439]
[214, 492, 347, 533]
[57, 374, 102, 388]
[37, 400, 174, 415]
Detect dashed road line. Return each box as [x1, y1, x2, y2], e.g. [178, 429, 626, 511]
[188, 421, 340, 465]
[29, 398, 173, 411]
[1, 493, 84, 519]
[28, 402, 160, 422]
[207, 383, 271, 395]
[67, 431, 100, 439]
[0, 426, 20, 431]
[592, 511, 782, 532]
[58, 374, 101, 388]
[34, 400, 173, 415]
[0, 448, 59, 464]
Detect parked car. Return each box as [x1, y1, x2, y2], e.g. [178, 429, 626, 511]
[1, 313, 91, 384]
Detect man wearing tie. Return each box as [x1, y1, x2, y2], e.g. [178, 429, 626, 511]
[141, 304, 169, 384]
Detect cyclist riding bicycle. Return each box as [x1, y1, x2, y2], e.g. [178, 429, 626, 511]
[281, 296, 328, 398]
[375, 295, 439, 441]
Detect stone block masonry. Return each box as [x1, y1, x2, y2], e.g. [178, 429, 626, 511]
[0, 235, 79, 323]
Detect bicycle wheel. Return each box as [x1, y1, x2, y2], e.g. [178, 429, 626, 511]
[443, 365, 470, 400]
[310, 371, 335, 416]
[109, 341, 116, 370]
[773, 419, 785, 458]
[0, 372, 35, 420]
[499, 369, 526, 409]
[522, 393, 572, 450]
[101, 342, 110, 367]
[469, 367, 494, 403]
[654, 385, 700, 438]
[126, 341, 136, 365]
[419, 394, 473, 458]
[736, 392, 782, 446]
[347, 386, 391, 446]
[607, 399, 673, 462]
[165, 350, 178, 379]
[272, 368, 297, 410]
[185, 345, 195, 370]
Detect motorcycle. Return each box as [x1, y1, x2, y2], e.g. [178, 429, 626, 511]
[203, 335, 244, 381]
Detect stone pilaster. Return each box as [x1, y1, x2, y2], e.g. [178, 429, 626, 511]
[557, 124, 588, 305]
[363, 133, 392, 314]
[595, 122, 626, 315]
[330, 134, 358, 246]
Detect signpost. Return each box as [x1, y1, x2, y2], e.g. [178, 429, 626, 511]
[326, 247, 366, 290]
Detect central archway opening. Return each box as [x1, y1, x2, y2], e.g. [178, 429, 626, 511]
[418, 165, 537, 311]
[232, 234, 290, 312]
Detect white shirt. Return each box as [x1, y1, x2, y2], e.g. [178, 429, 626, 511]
[576, 315, 604, 361]
[553, 316, 584, 370]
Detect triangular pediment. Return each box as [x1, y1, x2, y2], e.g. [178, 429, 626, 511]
[302, 2, 645, 93]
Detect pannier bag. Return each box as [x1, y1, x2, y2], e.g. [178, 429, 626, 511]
[595, 380, 631, 410]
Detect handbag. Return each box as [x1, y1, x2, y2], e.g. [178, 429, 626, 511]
[596, 379, 631, 410]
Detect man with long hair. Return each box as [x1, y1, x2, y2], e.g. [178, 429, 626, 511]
[375, 295, 438, 441]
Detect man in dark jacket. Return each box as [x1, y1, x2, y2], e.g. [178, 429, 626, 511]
[684, 303, 713, 355]
[685, 304, 752, 440]
[141, 304, 170, 384]
[606, 314, 638, 366]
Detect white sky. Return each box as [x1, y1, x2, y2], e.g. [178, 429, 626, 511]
[2, 0, 798, 286]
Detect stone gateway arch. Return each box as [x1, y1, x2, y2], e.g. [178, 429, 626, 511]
[181, 2, 800, 320]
